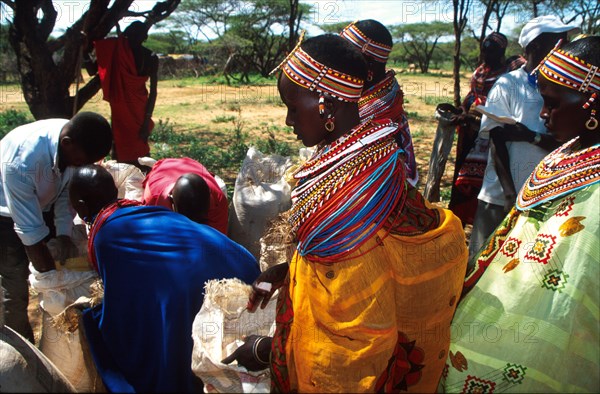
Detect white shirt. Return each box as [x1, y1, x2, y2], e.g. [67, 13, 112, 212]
[477, 66, 549, 206]
[0, 119, 74, 246]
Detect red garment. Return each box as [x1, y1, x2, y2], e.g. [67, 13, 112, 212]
[142, 158, 228, 234]
[94, 36, 153, 162]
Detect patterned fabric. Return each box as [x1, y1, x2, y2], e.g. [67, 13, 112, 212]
[340, 21, 392, 63]
[358, 70, 419, 186]
[450, 57, 526, 225]
[273, 207, 467, 392]
[517, 137, 600, 210]
[484, 32, 508, 49]
[289, 120, 405, 262]
[463, 63, 516, 113]
[440, 172, 599, 392]
[538, 48, 600, 94]
[282, 46, 363, 102]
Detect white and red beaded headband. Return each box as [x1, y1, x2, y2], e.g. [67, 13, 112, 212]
[270, 30, 364, 102]
[340, 21, 392, 63]
[537, 47, 600, 94]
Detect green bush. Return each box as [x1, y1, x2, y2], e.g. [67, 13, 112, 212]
[0, 109, 32, 140]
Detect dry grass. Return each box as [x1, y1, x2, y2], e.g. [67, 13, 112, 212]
[0, 68, 473, 201]
[8, 69, 474, 347]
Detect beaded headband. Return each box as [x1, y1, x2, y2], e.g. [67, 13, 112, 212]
[538, 48, 600, 94]
[271, 30, 364, 102]
[340, 21, 392, 63]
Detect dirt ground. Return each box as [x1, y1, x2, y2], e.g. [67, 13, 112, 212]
[5, 69, 471, 345]
[0, 68, 467, 195]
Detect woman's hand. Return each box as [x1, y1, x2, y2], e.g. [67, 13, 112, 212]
[221, 335, 272, 371]
[247, 263, 288, 312]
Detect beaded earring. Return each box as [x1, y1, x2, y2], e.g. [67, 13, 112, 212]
[318, 94, 325, 117]
[325, 114, 335, 132]
[367, 69, 373, 82]
[584, 92, 598, 131]
[585, 109, 598, 131]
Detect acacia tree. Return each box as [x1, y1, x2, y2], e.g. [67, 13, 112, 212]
[170, 0, 308, 83]
[391, 22, 454, 74]
[1, 0, 180, 120]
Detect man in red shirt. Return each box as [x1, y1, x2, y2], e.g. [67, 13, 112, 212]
[142, 158, 228, 234]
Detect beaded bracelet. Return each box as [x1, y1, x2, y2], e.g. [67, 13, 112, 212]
[252, 336, 270, 366]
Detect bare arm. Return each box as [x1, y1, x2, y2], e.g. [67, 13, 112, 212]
[489, 129, 517, 212]
[140, 53, 158, 141]
[24, 241, 56, 273]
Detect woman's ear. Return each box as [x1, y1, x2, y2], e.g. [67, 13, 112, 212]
[323, 93, 336, 115]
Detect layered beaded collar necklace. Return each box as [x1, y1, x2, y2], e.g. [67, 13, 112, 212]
[358, 70, 400, 121]
[289, 119, 406, 262]
[517, 137, 600, 210]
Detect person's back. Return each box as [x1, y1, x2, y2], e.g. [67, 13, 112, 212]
[83, 204, 260, 392]
[340, 20, 419, 186]
[142, 157, 228, 234]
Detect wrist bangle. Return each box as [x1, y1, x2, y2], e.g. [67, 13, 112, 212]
[252, 336, 270, 366]
[532, 133, 542, 145]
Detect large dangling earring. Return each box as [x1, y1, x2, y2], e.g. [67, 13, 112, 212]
[318, 94, 325, 117]
[583, 93, 598, 131]
[325, 114, 335, 132]
[367, 69, 373, 82]
[585, 109, 598, 130]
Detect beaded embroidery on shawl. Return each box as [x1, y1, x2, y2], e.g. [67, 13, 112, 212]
[289, 120, 406, 262]
[516, 137, 600, 210]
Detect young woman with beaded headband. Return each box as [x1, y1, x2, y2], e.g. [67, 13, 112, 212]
[222, 33, 468, 393]
[340, 19, 419, 187]
[439, 36, 600, 393]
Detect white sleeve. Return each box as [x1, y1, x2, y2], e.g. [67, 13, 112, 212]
[53, 182, 75, 237]
[2, 164, 49, 246]
[478, 77, 513, 138]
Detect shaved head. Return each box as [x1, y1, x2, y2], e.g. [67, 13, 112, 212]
[69, 164, 118, 220]
[171, 173, 210, 224]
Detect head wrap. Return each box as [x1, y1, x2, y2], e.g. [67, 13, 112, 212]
[483, 32, 508, 49]
[538, 47, 600, 94]
[271, 31, 364, 102]
[340, 21, 392, 63]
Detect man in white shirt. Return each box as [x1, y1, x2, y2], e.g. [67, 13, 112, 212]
[0, 111, 112, 341]
[468, 16, 579, 269]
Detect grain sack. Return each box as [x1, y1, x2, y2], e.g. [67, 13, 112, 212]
[29, 265, 101, 392]
[0, 325, 76, 393]
[228, 147, 293, 259]
[101, 160, 145, 201]
[191, 278, 277, 393]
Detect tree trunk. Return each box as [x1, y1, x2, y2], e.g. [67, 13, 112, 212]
[4, 0, 180, 120]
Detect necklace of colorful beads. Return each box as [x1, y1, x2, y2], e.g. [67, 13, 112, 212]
[517, 136, 600, 210]
[289, 120, 405, 262]
[358, 71, 399, 120]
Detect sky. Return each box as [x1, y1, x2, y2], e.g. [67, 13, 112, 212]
[0, 0, 523, 38]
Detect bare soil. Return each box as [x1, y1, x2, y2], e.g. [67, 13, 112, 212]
[4, 69, 472, 343]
